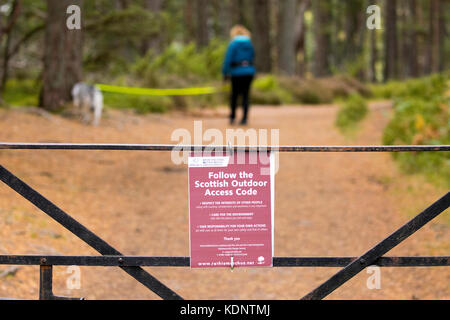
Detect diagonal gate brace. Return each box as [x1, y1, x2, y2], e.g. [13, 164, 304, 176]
[0, 164, 183, 300]
[302, 192, 450, 300]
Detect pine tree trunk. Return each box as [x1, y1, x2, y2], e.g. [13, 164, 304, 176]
[295, 0, 310, 76]
[253, 0, 271, 73]
[428, 0, 441, 73]
[405, 0, 418, 78]
[0, 0, 22, 95]
[40, 0, 83, 111]
[222, 0, 233, 39]
[196, 0, 209, 48]
[438, 0, 445, 71]
[312, 0, 331, 77]
[232, 0, 244, 25]
[277, 0, 297, 75]
[344, 0, 364, 63]
[142, 0, 163, 54]
[184, 1, 195, 44]
[369, 28, 378, 82]
[416, 1, 426, 76]
[212, 0, 232, 39]
[384, 0, 398, 80]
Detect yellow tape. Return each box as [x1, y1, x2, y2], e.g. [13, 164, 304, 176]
[96, 83, 221, 96]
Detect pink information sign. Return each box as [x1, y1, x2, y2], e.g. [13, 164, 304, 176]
[188, 151, 274, 268]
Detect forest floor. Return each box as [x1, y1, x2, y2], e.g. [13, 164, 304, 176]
[0, 101, 448, 300]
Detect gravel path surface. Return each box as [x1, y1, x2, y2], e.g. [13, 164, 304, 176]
[0, 102, 448, 299]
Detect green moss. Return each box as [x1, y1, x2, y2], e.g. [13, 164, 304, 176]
[251, 89, 283, 105]
[133, 40, 227, 87]
[103, 92, 173, 113]
[2, 79, 40, 107]
[383, 97, 450, 187]
[294, 86, 328, 104]
[251, 75, 292, 105]
[335, 94, 368, 132]
[370, 74, 448, 100]
[381, 74, 450, 188]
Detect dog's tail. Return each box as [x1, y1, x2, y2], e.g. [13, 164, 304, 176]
[71, 82, 82, 98]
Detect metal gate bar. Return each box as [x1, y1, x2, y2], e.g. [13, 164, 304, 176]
[0, 164, 182, 300]
[0, 143, 448, 299]
[0, 255, 448, 267]
[0, 142, 449, 152]
[39, 265, 83, 300]
[301, 192, 450, 299]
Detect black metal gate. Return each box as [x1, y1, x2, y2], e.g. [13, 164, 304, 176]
[0, 143, 449, 300]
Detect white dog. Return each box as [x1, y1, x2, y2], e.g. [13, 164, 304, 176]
[71, 82, 103, 126]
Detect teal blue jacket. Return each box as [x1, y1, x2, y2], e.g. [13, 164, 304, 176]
[222, 35, 256, 77]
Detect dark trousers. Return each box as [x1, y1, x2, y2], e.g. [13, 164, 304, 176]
[230, 75, 253, 123]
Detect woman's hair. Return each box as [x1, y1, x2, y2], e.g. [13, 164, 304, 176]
[230, 25, 251, 38]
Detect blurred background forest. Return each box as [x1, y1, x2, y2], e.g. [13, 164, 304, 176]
[0, 0, 449, 183]
[0, 0, 448, 108]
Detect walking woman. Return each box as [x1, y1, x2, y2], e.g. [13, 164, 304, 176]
[222, 25, 256, 125]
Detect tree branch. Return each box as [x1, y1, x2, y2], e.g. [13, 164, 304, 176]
[0, 0, 22, 38]
[295, 0, 311, 53]
[6, 23, 44, 60]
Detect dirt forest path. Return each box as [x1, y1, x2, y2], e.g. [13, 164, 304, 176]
[0, 102, 448, 300]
